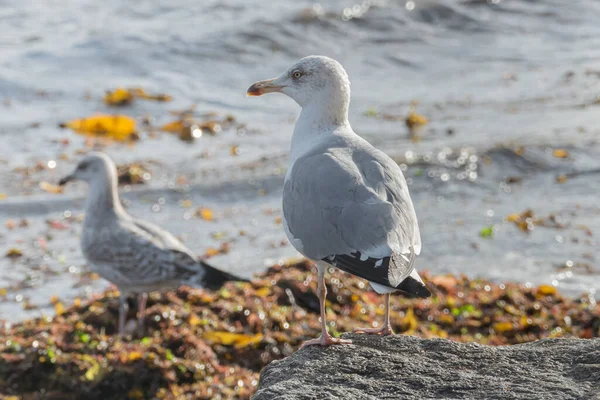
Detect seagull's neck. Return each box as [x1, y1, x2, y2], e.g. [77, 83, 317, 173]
[291, 95, 350, 162]
[84, 173, 125, 224]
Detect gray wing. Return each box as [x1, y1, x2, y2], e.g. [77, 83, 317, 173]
[283, 141, 423, 292]
[82, 217, 202, 288]
[132, 218, 195, 255]
[131, 218, 247, 288]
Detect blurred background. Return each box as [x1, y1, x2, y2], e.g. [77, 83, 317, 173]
[1, 0, 599, 321]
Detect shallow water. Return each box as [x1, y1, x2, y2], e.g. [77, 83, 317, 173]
[1, 0, 599, 320]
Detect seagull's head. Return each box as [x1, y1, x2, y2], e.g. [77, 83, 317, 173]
[247, 55, 351, 108]
[59, 152, 116, 186]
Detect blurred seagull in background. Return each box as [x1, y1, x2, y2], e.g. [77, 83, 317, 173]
[59, 152, 245, 336]
[248, 56, 431, 348]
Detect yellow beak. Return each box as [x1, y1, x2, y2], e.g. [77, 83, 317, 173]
[246, 78, 284, 96]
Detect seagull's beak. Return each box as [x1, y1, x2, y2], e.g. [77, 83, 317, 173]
[58, 174, 74, 186]
[247, 78, 284, 96]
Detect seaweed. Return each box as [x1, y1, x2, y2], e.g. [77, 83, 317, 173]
[0, 260, 598, 399]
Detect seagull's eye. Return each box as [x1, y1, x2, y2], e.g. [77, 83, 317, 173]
[292, 70, 303, 80]
[78, 162, 88, 171]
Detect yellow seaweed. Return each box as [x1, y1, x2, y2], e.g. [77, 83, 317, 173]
[202, 331, 263, 349]
[64, 115, 137, 141]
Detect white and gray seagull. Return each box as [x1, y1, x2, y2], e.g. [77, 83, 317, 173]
[59, 152, 245, 336]
[248, 56, 431, 348]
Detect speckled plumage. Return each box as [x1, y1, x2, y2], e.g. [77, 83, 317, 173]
[80, 214, 204, 294]
[60, 152, 242, 335]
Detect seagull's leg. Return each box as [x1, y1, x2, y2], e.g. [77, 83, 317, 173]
[118, 292, 129, 337]
[300, 262, 352, 349]
[353, 293, 394, 336]
[137, 292, 148, 334]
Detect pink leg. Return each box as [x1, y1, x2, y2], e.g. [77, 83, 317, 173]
[118, 293, 128, 337]
[353, 293, 394, 336]
[300, 263, 352, 349]
[137, 292, 148, 333]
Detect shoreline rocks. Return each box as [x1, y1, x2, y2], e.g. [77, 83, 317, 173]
[254, 334, 600, 400]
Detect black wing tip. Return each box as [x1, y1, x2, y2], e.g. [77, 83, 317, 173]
[324, 253, 391, 287]
[397, 276, 432, 299]
[200, 261, 249, 290]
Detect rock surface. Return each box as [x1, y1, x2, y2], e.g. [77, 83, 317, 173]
[253, 334, 600, 400]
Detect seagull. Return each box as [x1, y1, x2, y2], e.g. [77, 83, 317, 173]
[248, 56, 431, 348]
[59, 152, 245, 336]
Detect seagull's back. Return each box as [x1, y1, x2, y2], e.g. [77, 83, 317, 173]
[81, 211, 203, 293]
[283, 128, 427, 296]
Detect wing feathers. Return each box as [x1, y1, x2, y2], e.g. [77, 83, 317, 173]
[324, 249, 430, 298]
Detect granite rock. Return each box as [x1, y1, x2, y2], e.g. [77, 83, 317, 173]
[253, 334, 600, 400]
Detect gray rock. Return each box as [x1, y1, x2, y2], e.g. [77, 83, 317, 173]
[253, 334, 600, 400]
